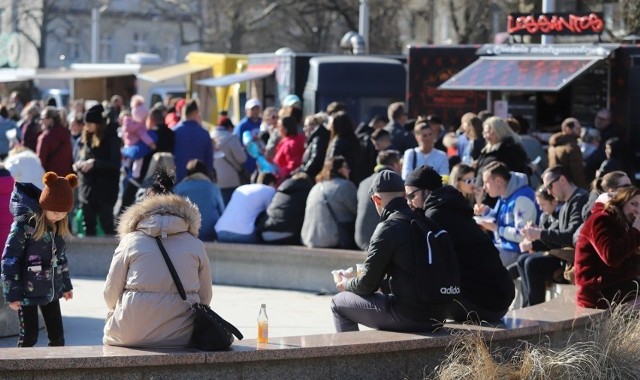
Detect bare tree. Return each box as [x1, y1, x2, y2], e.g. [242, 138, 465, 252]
[13, 0, 63, 68]
[448, 0, 491, 44]
[143, 0, 408, 54]
[619, 0, 640, 34]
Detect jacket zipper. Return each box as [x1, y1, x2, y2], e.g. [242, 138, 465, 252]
[49, 231, 57, 303]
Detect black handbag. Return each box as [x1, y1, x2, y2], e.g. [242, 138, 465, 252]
[155, 236, 243, 350]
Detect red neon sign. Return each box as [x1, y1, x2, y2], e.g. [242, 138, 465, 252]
[508, 13, 604, 36]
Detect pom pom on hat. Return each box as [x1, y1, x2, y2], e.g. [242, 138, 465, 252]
[39, 172, 78, 213]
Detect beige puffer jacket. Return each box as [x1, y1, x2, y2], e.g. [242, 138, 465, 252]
[103, 194, 212, 348]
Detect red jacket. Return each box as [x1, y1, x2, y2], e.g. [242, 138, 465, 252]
[36, 124, 74, 176]
[574, 206, 640, 308]
[273, 134, 305, 181]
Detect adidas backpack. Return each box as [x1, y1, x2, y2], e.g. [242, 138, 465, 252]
[390, 213, 461, 304]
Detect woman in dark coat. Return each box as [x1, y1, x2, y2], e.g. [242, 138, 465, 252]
[475, 116, 530, 176]
[73, 104, 121, 235]
[258, 172, 313, 244]
[325, 111, 360, 183]
[475, 116, 530, 207]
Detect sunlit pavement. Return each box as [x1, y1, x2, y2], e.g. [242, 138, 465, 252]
[0, 277, 357, 348]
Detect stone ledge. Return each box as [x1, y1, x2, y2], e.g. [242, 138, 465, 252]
[0, 288, 605, 379]
[65, 237, 367, 293]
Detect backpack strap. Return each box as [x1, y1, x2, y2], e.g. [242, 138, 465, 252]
[411, 149, 417, 171]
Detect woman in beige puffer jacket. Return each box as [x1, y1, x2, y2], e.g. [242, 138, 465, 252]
[103, 181, 212, 348]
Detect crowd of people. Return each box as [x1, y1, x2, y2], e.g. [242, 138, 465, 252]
[1, 89, 639, 348]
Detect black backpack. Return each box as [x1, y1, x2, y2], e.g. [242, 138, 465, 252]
[390, 213, 461, 304]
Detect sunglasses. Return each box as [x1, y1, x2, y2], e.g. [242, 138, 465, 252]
[406, 189, 421, 201]
[459, 178, 475, 185]
[545, 176, 560, 192]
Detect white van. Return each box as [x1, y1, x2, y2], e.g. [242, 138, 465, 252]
[143, 85, 187, 108]
[40, 88, 70, 109]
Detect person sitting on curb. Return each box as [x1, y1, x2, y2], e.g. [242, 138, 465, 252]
[473, 161, 539, 274]
[331, 170, 460, 332]
[404, 165, 515, 322]
[519, 165, 589, 307]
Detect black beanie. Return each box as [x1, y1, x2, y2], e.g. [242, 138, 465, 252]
[84, 104, 105, 124]
[404, 165, 443, 191]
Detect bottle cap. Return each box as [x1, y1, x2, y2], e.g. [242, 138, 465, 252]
[261, 303, 266, 308]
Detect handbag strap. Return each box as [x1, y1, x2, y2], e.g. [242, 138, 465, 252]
[221, 153, 243, 173]
[155, 237, 244, 341]
[320, 183, 339, 224]
[155, 236, 187, 301]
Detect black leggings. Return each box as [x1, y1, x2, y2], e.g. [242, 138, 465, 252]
[82, 200, 115, 236]
[18, 300, 65, 347]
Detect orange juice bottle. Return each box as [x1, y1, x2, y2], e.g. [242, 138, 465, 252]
[257, 303, 268, 343]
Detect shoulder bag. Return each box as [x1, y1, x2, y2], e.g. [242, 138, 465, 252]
[222, 154, 251, 184]
[321, 184, 356, 249]
[155, 236, 243, 351]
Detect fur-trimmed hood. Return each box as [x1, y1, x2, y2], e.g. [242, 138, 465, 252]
[117, 194, 201, 239]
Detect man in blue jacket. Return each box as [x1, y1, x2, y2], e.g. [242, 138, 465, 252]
[474, 160, 539, 272]
[172, 99, 213, 182]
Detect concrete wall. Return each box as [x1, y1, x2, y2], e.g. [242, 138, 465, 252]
[65, 237, 367, 294]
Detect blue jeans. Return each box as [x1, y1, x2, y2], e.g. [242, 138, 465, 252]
[216, 230, 258, 244]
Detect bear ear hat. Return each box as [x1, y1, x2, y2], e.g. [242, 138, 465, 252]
[65, 174, 78, 189]
[42, 172, 59, 187]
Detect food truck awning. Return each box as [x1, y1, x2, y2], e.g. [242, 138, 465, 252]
[33, 67, 139, 80]
[136, 63, 209, 82]
[196, 64, 275, 87]
[0, 68, 36, 83]
[438, 56, 603, 92]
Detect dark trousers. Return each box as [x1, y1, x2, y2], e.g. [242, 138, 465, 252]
[331, 292, 440, 332]
[82, 200, 115, 236]
[517, 253, 563, 307]
[117, 179, 140, 215]
[18, 300, 65, 347]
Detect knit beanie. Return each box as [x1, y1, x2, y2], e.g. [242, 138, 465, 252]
[404, 165, 443, 191]
[39, 172, 78, 213]
[84, 104, 105, 124]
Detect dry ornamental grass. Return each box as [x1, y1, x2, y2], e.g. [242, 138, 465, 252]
[429, 300, 640, 380]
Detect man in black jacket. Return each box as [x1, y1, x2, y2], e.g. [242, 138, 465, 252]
[331, 170, 458, 332]
[404, 165, 515, 322]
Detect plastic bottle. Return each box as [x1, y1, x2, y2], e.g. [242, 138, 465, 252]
[257, 303, 268, 343]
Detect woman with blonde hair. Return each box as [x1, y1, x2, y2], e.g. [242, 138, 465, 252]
[449, 163, 478, 207]
[474, 117, 530, 205]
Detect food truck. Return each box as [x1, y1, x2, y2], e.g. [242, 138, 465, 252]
[408, 11, 640, 168]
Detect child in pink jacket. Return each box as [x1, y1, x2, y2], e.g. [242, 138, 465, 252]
[121, 95, 156, 178]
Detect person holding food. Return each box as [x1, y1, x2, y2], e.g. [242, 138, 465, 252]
[473, 161, 539, 272]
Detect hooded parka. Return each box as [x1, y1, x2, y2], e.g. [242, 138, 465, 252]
[103, 194, 212, 348]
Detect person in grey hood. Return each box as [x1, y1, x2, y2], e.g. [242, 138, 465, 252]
[473, 161, 539, 270]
